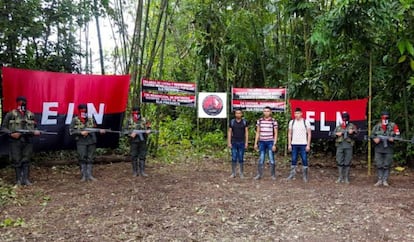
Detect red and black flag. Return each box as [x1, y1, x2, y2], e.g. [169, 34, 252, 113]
[289, 99, 368, 139]
[1, 67, 130, 154]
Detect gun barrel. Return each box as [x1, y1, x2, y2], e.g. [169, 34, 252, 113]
[84, 128, 120, 134]
[41, 131, 58, 135]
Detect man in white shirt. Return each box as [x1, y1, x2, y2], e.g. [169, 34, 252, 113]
[287, 107, 312, 182]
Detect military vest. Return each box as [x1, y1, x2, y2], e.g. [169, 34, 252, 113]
[372, 122, 398, 137]
[8, 109, 36, 131]
[334, 123, 357, 146]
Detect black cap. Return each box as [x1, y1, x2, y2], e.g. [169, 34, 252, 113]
[132, 106, 140, 112]
[16, 96, 27, 103]
[380, 111, 390, 117]
[295, 107, 302, 112]
[78, 104, 87, 110]
[342, 112, 350, 120]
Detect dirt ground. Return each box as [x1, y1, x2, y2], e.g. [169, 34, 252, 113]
[1, 154, 414, 242]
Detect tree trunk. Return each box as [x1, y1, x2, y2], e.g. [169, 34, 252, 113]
[93, 0, 105, 74]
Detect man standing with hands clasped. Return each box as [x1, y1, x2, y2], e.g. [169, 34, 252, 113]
[287, 107, 312, 182]
[254, 106, 278, 180]
[228, 109, 249, 178]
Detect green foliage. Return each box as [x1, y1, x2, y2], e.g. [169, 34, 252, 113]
[194, 130, 227, 156]
[0, 178, 17, 207]
[2, 0, 414, 165]
[0, 217, 25, 228]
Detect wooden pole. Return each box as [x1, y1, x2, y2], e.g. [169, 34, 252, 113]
[368, 52, 373, 176]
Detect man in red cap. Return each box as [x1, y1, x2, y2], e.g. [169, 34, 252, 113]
[2, 96, 40, 185]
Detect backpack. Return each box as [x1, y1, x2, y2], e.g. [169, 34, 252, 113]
[291, 119, 307, 129]
[230, 118, 247, 129]
[290, 118, 309, 138]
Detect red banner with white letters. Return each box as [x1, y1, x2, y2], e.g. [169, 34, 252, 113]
[289, 99, 368, 139]
[1, 67, 130, 153]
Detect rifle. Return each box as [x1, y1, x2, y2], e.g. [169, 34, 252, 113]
[329, 128, 361, 139]
[374, 135, 414, 148]
[15, 129, 58, 135]
[82, 128, 121, 134]
[0, 128, 10, 136]
[123, 129, 159, 141]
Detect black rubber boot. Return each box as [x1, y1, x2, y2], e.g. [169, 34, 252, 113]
[15, 167, 22, 186]
[87, 163, 97, 181]
[382, 168, 390, 186]
[239, 163, 244, 179]
[80, 163, 87, 182]
[287, 165, 296, 180]
[271, 164, 276, 180]
[303, 166, 309, 183]
[230, 162, 237, 178]
[374, 168, 383, 186]
[139, 159, 148, 177]
[343, 166, 350, 184]
[254, 164, 264, 180]
[336, 166, 343, 183]
[132, 161, 138, 177]
[21, 163, 32, 186]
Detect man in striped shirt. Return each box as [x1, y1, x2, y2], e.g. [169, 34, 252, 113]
[254, 106, 278, 180]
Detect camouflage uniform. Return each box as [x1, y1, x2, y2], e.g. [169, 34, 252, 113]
[69, 116, 98, 181]
[126, 116, 149, 177]
[2, 109, 37, 185]
[371, 121, 400, 186]
[333, 123, 358, 183]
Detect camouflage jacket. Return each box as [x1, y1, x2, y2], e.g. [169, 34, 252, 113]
[333, 123, 358, 146]
[125, 117, 148, 143]
[2, 109, 37, 142]
[69, 116, 97, 144]
[371, 122, 400, 153]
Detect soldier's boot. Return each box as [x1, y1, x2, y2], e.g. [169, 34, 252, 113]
[287, 165, 296, 180]
[87, 163, 97, 181]
[382, 169, 390, 187]
[15, 167, 23, 186]
[230, 162, 237, 178]
[239, 163, 244, 179]
[270, 164, 276, 180]
[80, 163, 87, 182]
[254, 164, 264, 180]
[303, 166, 309, 183]
[139, 159, 148, 177]
[374, 168, 383, 186]
[132, 160, 138, 177]
[343, 166, 350, 184]
[336, 166, 344, 183]
[21, 163, 32, 186]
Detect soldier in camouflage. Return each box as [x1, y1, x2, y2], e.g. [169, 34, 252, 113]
[332, 112, 358, 184]
[1, 96, 40, 185]
[371, 111, 400, 187]
[69, 104, 105, 182]
[126, 107, 151, 177]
